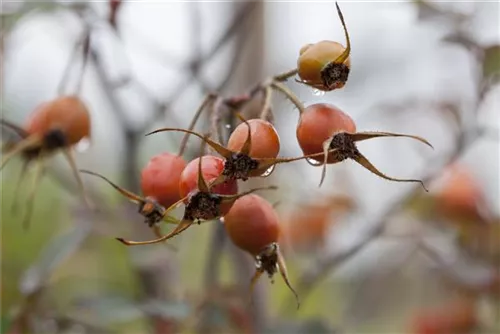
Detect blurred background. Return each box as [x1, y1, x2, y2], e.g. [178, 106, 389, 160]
[1, 1, 499, 333]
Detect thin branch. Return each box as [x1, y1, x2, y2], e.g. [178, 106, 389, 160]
[204, 2, 257, 62]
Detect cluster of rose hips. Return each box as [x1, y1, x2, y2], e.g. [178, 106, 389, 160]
[1, 3, 433, 309]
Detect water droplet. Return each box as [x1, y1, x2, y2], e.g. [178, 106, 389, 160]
[225, 124, 231, 129]
[75, 138, 90, 152]
[261, 165, 275, 177]
[312, 89, 325, 96]
[306, 157, 323, 166]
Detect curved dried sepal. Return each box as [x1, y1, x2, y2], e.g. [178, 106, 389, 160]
[248, 268, 264, 306]
[319, 140, 331, 187]
[234, 112, 252, 156]
[116, 219, 193, 246]
[277, 247, 300, 310]
[253, 148, 340, 176]
[163, 194, 190, 217]
[270, 81, 306, 115]
[353, 153, 429, 192]
[206, 174, 227, 190]
[146, 127, 233, 159]
[0, 119, 28, 138]
[64, 149, 94, 211]
[22, 158, 45, 230]
[350, 131, 434, 149]
[11, 159, 30, 214]
[79, 169, 144, 204]
[1, 135, 42, 170]
[152, 224, 178, 251]
[219, 185, 278, 204]
[197, 154, 210, 193]
[162, 214, 182, 225]
[333, 2, 351, 65]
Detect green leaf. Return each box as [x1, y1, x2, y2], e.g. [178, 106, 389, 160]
[483, 45, 500, 83]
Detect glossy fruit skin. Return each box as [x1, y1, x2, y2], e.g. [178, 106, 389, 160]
[140, 153, 187, 209]
[296, 103, 356, 163]
[224, 194, 279, 256]
[297, 41, 351, 88]
[24, 96, 91, 146]
[227, 119, 280, 159]
[179, 155, 238, 215]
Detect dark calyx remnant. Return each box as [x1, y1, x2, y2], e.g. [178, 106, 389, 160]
[329, 132, 359, 162]
[256, 242, 279, 282]
[139, 199, 166, 227]
[43, 129, 67, 151]
[184, 191, 222, 222]
[19, 129, 67, 161]
[222, 153, 259, 180]
[321, 62, 350, 89]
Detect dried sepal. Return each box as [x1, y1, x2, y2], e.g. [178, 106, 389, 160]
[197, 154, 210, 193]
[218, 185, 278, 204]
[148, 126, 341, 186]
[332, 1, 350, 65]
[249, 150, 340, 178]
[315, 131, 431, 190]
[116, 195, 191, 246]
[0, 135, 42, 170]
[353, 153, 429, 191]
[349, 131, 434, 149]
[117, 175, 278, 247]
[117, 218, 193, 246]
[248, 268, 264, 307]
[22, 155, 45, 230]
[11, 159, 30, 214]
[234, 112, 252, 156]
[63, 149, 93, 210]
[1, 118, 29, 139]
[319, 139, 332, 187]
[295, 2, 351, 91]
[248, 243, 300, 310]
[147, 128, 233, 159]
[80, 169, 143, 204]
[276, 246, 300, 309]
[80, 169, 178, 229]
